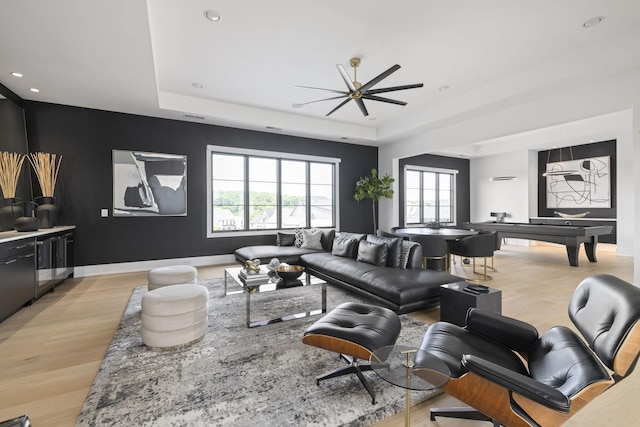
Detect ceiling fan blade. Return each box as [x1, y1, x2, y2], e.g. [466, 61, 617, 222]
[365, 83, 424, 95]
[326, 98, 352, 116]
[358, 64, 401, 93]
[297, 95, 349, 106]
[295, 85, 349, 95]
[362, 94, 407, 106]
[336, 64, 357, 92]
[355, 98, 369, 116]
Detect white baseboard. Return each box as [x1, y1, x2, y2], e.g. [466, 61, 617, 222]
[73, 254, 236, 278]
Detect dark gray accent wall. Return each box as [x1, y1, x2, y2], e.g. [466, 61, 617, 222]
[0, 94, 32, 207]
[537, 140, 616, 218]
[398, 153, 470, 226]
[23, 101, 378, 267]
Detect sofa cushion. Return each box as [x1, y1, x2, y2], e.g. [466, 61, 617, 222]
[301, 228, 323, 249]
[356, 240, 388, 267]
[300, 252, 457, 308]
[276, 232, 296, 246]
[331, 237, 358, 258]
[235, 245, 322, 265]
[367, 234, 401, 267]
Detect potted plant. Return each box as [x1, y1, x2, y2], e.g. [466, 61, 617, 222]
[354, 168, 394, 233]
[29, 152, 62, 228]
[0, 151, 27, 230]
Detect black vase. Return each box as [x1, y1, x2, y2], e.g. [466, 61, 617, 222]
[0, 198, 23, 232]
[36, 196, 59, 229]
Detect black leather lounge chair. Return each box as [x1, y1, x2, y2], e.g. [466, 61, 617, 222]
[415, 274, 640, 426]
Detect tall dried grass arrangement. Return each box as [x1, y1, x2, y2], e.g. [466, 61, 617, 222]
[0, 151, 26, 199]
[29, 152, 63, 198]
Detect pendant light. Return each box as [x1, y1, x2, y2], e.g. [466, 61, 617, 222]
[542, 146, 580, 177]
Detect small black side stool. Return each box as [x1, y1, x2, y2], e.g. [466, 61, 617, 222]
[440, 282, 502, 327]
[302, 302, 401, 404]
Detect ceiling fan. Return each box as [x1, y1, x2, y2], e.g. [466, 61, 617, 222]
[295, 57, 424, 117]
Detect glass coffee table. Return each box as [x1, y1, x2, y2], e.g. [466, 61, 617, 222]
[370, 344, 450, 427]
[224, 265, 327, 328]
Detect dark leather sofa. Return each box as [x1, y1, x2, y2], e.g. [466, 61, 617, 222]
[234, 230, 463, 314]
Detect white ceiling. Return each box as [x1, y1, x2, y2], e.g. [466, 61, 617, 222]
[2, 0, 640, 150]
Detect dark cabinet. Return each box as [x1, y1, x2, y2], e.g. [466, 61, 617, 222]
[0, 226, 75, 322]
[0, 239, 36, 322]
[35, 230, 75, 298]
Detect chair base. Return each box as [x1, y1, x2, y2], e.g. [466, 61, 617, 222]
[316, 354, 377, 404]
[430, 407, 500, 426]
[451, 257, 493, 282]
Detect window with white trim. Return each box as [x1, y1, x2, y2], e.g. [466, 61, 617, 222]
[207, 145, 339, 237]
[404, 166, 457, 225]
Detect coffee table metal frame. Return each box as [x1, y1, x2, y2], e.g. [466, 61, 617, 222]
[224, 266, 327, 328]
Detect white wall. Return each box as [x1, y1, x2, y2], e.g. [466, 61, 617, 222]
[379, 67, 640, 284]
[470, 150, 530, 223]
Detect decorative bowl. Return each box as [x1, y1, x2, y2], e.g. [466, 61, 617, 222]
[276, 264, 304, 281]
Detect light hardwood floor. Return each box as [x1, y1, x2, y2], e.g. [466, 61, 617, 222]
[0, 243, 636, 426]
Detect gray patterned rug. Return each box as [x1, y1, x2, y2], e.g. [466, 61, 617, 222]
[76, 278, 441, 427]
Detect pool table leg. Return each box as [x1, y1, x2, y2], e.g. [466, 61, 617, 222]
[584, 240, 598, 263]
[566, 244, 580, 267]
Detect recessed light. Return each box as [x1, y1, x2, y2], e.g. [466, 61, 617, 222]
[29, 88, 40, 93]
[583, 16, 604, 28]
[192, 83, 203, 89]
[10, 72, 23, 78]
[204, 10, 221, 22]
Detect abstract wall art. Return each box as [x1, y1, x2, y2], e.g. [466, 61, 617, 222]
[545, 155, 610, 209]
[113, 150, 187, 216]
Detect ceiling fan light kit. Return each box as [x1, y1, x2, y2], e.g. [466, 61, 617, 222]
[296, 57, 423, 117]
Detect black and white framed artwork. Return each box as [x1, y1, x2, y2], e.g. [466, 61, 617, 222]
[113, 150, 187, 216]
[545, 156, 610, 209]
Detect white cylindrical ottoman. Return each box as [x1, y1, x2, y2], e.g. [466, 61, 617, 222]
[141, 284, 209, 350]
[148, 265, 198, 291]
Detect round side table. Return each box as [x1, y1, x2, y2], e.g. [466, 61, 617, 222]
[370, 344, 450, 427]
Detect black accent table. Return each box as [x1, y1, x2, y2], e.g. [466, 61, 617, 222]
[440, 282, 502, 326]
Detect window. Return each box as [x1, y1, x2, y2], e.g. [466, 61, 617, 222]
[404, 166, 457, 226]
[207, 145, 339, 237]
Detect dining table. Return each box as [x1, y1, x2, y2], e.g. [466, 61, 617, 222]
[392, 227, 479, 272]
[392, 227, 478, 240]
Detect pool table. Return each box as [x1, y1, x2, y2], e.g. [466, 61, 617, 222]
[462, 222, 614, 267]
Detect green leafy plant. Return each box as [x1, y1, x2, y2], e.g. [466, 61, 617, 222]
[354, 168, 394, 233]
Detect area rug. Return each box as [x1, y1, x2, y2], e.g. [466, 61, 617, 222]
[76, 278, 441, 427]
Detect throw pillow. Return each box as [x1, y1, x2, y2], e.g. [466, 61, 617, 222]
[276, 232, 296, 246]
[320, 229, 336, 251]
[356, 240, 388, 267]
[301, 228, 323, 249]
[367, 234, 402, 268]
[336, 231, 367, 243]
[294, 228, 304, 247]
[331, 237, 358, 258]
[400, 240, 420, 268]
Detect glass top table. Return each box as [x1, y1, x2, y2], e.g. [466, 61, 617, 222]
[224, 265, 327, 328]
[370, 344, 450, 427]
